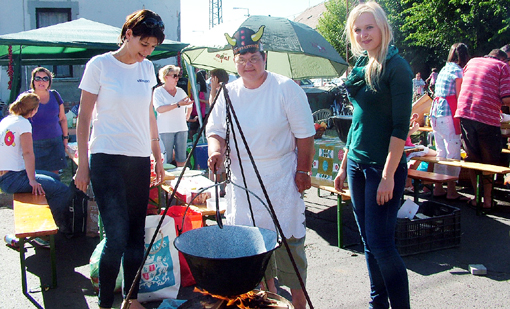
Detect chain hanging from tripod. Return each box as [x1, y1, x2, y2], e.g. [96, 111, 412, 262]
[223, 86, 257, 226]
[203, 82, 314, 309]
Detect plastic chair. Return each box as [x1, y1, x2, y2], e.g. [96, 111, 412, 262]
[312, 108, 332, 124]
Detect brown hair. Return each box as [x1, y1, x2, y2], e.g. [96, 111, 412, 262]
[9, 93, 40, 117]
[211, 68, 230, 84]
[30, 67, 53, 90]
[487, 49, 507, 61]
[120, 9, 165, 46]
[447, 43, 469, 68]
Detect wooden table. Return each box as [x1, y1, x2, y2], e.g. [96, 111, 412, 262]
[311, 137, 357, 247]
[413, 156, 510, 214]
[310, 177, 356, 248]
[412, 156, 510, 174]
[161, 177, 224, 226]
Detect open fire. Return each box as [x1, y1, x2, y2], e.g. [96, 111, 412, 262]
[178, 288, 293, 309]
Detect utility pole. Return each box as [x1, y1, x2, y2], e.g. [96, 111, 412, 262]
[209, 0, 223, 29]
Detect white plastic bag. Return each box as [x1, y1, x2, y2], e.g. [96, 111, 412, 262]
[138, 215, 181, 302]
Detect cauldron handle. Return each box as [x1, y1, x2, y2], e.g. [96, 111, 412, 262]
[214, 171, 224, 228]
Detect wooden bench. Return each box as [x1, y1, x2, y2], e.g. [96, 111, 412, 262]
[413, 156, 510, 214]
[310, 177, 353, 248]
[13, 193, 58, 296]
[406, 169, 458, 203]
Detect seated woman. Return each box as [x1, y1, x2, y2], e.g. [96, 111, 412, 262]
[0, 93, 73, 244]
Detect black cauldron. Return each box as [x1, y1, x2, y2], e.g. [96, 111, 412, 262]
[331, 115, 353, 143]
[174, 225, 280, 296]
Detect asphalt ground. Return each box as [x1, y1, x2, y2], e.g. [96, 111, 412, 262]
[1, 178, 509, 308]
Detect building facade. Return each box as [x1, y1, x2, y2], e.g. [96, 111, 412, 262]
[0, 0, 181, 105]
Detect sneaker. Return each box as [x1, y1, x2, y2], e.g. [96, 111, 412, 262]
[32, 237, 50, 249]
[404, 186, 414, 194]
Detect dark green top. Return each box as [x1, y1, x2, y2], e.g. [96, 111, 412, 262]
[345, 46, 413, 166]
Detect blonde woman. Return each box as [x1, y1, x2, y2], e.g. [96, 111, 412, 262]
[334, 2, 412, 308]
[153, 65, 193, 166]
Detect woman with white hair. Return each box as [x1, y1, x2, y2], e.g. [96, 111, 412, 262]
[334, 2, 412, 308]
[153, 65, 193, 166]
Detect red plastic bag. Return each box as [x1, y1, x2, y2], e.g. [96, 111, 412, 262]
[162, 206, 203, 287]
[147, 187, 160, 215]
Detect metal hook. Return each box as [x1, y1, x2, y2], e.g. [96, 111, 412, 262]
[214, 170, 223, 228]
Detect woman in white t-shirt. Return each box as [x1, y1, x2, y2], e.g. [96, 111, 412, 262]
[74, 9, 165, 309]
[153, 65, 193, 166]
[0, 93, 72, 239]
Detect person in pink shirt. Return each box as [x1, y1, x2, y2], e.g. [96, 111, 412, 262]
[455, 49, 510, 210]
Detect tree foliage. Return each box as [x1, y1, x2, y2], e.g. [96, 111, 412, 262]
[317, 0, 357, 65]
[317, 0, 510, 77]
[400, 0, 510, 58]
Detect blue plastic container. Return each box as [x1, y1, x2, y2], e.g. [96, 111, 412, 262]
[193, 144, 208, 170]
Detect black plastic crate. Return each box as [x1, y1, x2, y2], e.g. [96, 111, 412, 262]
[395, 201, 461, 256]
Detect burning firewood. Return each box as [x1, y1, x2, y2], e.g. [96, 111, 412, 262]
[191, 288, 290, 309]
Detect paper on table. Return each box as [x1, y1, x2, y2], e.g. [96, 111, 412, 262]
[397, 199, 420, 219]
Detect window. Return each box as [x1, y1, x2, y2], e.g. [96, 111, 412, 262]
[36, 8, 71, 27]
[36, 8, 73, 78]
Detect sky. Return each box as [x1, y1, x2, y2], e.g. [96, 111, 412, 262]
[181, 0, 325, 44]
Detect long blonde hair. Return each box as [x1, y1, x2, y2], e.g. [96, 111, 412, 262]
[345, 1, 393, 89]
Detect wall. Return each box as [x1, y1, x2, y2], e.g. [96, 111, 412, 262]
[0, 0, 181, 105]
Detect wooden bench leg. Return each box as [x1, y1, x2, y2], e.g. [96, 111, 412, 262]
[337, 194, 342, 248]
[50, 235, 57, 288]
[413, 179, 420, 203]
[18, 236, 57, 296]
[19, 237, 28, 295]
[315, 188, 344, 247]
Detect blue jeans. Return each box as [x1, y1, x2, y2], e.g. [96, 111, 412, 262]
[346, 158, 410, 309]
[0, 170, 72, 233]
[160, 131, 188, 163]
[33, 136, 68, 171]
[90, 153, 150, 308]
